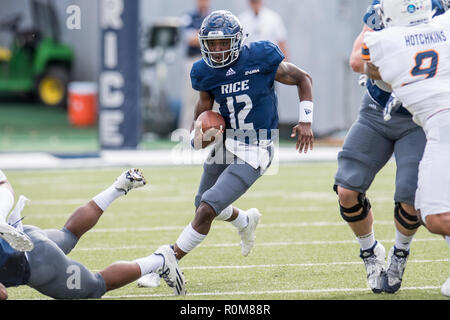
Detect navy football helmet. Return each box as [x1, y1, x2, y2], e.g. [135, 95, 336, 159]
[433, 0, 450, 13]
[198, 10, 245, 68]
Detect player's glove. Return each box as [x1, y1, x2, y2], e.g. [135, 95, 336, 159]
[383, 93, 402, 121]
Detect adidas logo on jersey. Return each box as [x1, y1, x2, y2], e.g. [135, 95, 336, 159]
[226, 68, 236, 77]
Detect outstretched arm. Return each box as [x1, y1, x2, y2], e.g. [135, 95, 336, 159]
[275, 61, 314, 154]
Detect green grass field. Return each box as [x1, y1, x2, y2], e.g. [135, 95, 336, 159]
[3, 162, 449, 300]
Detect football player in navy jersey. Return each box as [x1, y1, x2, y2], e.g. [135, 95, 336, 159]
[333, 0, 448, 294]
[138, 10, 313, 295]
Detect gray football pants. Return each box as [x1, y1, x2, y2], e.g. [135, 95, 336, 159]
[24, 225, 106, 299]
[334, 92, 426, 206]
[195, 146, 264, 214]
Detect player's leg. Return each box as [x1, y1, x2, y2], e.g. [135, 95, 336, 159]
[381, 127, 425, 293]
[334, 97, 394, 293]
[137, 151, 229, 290]
[100, 249, 170, 293]
[334, 109, 393, 246]
[414, 114, 450, 297]
[425, 213, 450, 235]
[147, 151, 262, 294]
[209, 147, 267, 256]
[25, 225, 169, 298]
[174, 160, 262, 260]
[102, 242, 188, 295]
[416, 126, 450, 236]
[194, 149, 252, 237]
[180, 147, 257, 257]
[440, 235, 450, 298]
[215, 205, 260, 256]
[24, 225, 105, 299]
[170, 160, 223, 260]
[423, 211, 450, 298]
[62, 168, 146, 240]
[137, 155, 228, 288]
[35, 169, 145, 259]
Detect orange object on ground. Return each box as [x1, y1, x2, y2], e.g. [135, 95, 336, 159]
[68, 82, 98, 127]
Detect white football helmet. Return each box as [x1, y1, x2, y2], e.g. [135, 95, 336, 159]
[381, 0, 433, 27]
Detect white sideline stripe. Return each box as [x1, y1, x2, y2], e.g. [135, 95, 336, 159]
[102, 286, 441, 299]
[24, 193, 399, 206]
[73, 238, 443, 252]
[180, 259, 449, 270]
[24, 206, 325, 218]
[0, 147, 341, 170]
[26, 192, 337, 206]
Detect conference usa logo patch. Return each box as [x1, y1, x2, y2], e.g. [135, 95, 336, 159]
[407, 4, 417, 13]
[245, 68, 260, 76]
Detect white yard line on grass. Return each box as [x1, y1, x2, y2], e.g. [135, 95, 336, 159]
[27, 192, 392, 205]
[102, 286, 442, 299]
[88, 259, 448, 272]
[178, 259, 449, 270]
[58, 220, 395, 232]
[73, 237, 443, 252]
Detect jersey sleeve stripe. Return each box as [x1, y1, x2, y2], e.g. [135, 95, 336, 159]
[361, 43, 371, 61]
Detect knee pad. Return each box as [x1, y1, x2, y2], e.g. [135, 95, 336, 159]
[334, 185, 371, 223]
[394, 202, 420, 230]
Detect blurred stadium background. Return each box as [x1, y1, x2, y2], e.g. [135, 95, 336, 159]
[0, 0, 369, 159]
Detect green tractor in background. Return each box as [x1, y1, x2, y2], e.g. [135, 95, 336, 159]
[0, 0, 74, 108]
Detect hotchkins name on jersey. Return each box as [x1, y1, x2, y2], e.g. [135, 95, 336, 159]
[405, 30, 447, 47]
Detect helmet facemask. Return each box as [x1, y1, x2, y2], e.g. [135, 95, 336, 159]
[199, 31, 244, 68]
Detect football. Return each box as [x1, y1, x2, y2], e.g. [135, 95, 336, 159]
[196, 110, 225, 148]
[197, 110, 225, 133]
